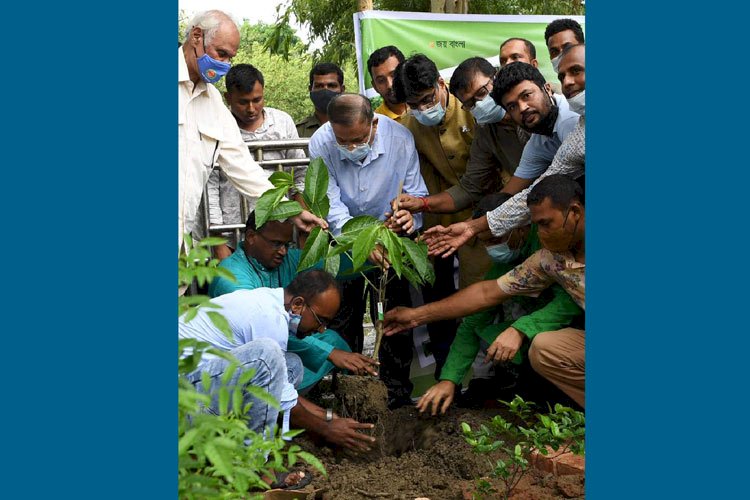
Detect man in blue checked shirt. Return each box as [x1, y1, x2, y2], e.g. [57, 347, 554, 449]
[308, 93, 429, 408]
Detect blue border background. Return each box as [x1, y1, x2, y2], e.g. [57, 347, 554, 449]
[3, 3, 173, 498]
[4, 1, 749, 498]
[588, 2, 748, 498]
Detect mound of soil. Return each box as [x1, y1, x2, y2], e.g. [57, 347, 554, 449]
[294, 375, 584, 500]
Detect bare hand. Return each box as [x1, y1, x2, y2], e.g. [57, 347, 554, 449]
[328, 349, 379, 376]
[369, 244, 390, 269]
[391, 194, 424, 213]
[384, 209, 415, 234]
[383, 306, 419, 335]
[421, 222, 475, 257]
[323, 418, 376, 452]
[416, 380, 456, 416]
[291, 209, 328, 233]
[485, 326, 524, 364]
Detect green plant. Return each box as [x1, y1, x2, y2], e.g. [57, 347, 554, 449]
[178, 236, 325, 499]
[461, 395, 585, 499]
[255, 156, 435, 360]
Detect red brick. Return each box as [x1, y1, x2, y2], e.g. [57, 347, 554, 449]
[554, 452, 585, 476]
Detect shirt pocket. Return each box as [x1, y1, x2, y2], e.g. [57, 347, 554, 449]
[197, 123, 222, 170]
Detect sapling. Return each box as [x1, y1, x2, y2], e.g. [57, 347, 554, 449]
[461, 396, 585, 500]
[254, 157, 435, 360]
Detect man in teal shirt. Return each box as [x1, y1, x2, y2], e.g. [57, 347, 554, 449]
[210, 211, 379, 391]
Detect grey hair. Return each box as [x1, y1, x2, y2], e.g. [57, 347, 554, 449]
[184, 10, 240, 45]
[327, 93, 373, 126]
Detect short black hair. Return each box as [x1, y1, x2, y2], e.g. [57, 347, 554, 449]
[449, 57, 495, 98]
[226, 63, 264, 93]
[367, 45, 405, 79]
[544, 18, 585, 45]
[309, 62, 344, 90]
[500, 38, 537, 60]
[473, 192, 512, 219]
[286, 269, 340, 303]
[527, 174, 584, 212]
[392, 53, 440, 103]
[490, 62, 547, 108]
[327, 93, 373, 126]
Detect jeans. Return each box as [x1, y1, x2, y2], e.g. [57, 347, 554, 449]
[188, 338, 303, 434]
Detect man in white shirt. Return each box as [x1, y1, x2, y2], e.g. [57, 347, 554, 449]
[178, 9, 324, 254]
[179, 269, 377, 451]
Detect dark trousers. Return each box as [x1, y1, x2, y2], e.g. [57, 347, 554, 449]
[330, 271, 414, 401]
[420, 255, 459, 380]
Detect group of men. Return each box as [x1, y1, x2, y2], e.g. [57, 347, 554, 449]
[178, 8, 587, 456]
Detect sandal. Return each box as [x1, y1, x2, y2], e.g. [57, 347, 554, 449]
[269, 469, 313, 490]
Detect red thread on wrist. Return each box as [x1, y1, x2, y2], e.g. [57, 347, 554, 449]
[419, 196, 430, 213]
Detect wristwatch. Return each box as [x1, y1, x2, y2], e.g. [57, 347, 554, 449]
[325, 408, 334, 422]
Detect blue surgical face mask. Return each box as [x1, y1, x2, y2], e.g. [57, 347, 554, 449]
[566, 90, 585, 116]
[471, 95, 506, 124]
[412, 95, 446, 126]
[195, 42, 231, 84]
[336, 120, 373, 162]
[486, 243, 521, 263]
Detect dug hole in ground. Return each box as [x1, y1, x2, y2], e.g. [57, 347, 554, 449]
[269, 287, 584, 499]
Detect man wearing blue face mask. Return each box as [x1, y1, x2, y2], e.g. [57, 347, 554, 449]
[178, 10, 326, 259]
[394, 57, 528, 216]
[296, 62, 345, 138]
[308, 93, 429, 408]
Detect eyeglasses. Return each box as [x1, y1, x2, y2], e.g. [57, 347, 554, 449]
[460, 80, 492, 111]
[257, 232, 292, 250]
[307, 305, 331, 330]
[406, 87, 439, 110]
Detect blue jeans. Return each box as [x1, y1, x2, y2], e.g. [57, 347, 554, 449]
[188, 338, 303, 434]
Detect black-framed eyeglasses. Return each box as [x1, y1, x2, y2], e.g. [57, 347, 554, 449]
[307, 305, 331, 330]
[257, 232, 293, 250]
[460, 80, 493, 111]
[407, 87, 439, 110]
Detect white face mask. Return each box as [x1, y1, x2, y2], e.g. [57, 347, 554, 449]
[470, 95, 506, 124]
[566, 90, 585, 116]
[551, 54, 562, 73]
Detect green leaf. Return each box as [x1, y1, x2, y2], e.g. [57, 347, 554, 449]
[400, 266, 423, 287]
[325, 253, 340, 277]
[461, 422, 472, 434]
[297, 451, 327, 477]
[178, 428, 199, 456]
[379, 228, 403, 278]
[244, 385, 281, 410]
[204, 442, 233, 480]
[268, 170, 294, 188]
[255, 186, 288, 227]
[341, 215, 380, 235]
[297, 227, 329, 272]
[206, 311, 233, 341]
[303, 157, 330, 218]
[352, 224, 380, 270]
[268, 200, 303, 221]
[402, 238, 430, 279]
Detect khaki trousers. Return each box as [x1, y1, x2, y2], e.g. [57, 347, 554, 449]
[528, 328, 585, 408]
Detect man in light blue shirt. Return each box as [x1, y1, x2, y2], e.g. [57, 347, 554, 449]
[308, 93, 429, 408]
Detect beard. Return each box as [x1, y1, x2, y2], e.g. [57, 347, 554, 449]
[522, 102, 559, 136]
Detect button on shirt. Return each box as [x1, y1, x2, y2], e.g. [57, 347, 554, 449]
[513, 95, 580, 180]
[308, 114, 429, 235]
[178, 47, 273, 252]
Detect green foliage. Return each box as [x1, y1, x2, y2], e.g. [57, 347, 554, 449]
[178, 237, 326, 498]
[254, 170, 303, 228]
[468, 0, 585, 15]
[462, 396, 585, 499]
